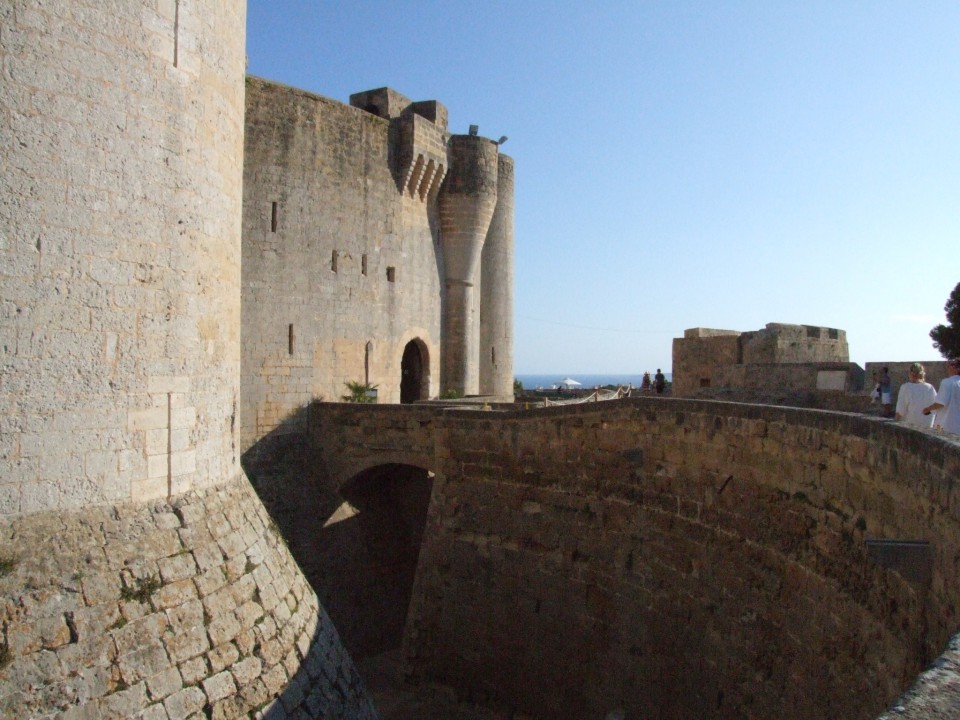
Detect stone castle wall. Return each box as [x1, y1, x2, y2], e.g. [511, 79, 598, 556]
[241, 77, 447, 450]
[673, 323, 849, 398]
[671, 331, 740, 396]
[0, 476, 376, 719]
[1, 3, 377, 717]
[741, 323, 848, 364]
[0, 0, 245, 514]
[309, 400, 960, 719]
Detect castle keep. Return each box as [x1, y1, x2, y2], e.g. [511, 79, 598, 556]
[241, 79, 514, 450]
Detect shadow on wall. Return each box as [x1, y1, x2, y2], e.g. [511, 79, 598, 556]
[242, 406, 433, 660]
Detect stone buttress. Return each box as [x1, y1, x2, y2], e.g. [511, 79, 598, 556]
[438, 136, 500, 396]
[0, 2, 376, 717]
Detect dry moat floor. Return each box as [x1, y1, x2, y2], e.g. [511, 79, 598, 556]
[359, 651, 507, 720]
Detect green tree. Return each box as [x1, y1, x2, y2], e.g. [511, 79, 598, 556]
[513, 378, 523, 393]
[341, 381, 377, 403]
[930, 281, 960, 360]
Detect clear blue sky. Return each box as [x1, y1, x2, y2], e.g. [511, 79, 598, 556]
[246, 1, 959, 374]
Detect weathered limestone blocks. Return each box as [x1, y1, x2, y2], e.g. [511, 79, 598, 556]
[307, 399, 960, 719]
[0, 474, 377, 719]
[672, 323, 852, 397]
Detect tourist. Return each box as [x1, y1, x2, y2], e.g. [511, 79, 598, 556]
[923, 359, 960, 434]
[877, 367, 893, 418]
[895, 363, 937, 428]
[654, 369, 666, 394]
[641, 372, 651, 391]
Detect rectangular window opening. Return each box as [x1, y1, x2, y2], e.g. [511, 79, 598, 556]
[491, 346, 496, 364]
[288, 324, 295, 355]
[271, 202, 278, 232]
[386, 266, 396, 283]
[828, 328, 839, 340]
[331, 250, 338, 273]
[361, 254, 368, 276]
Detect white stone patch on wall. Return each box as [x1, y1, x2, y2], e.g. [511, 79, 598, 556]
[816, 370, 848, 391]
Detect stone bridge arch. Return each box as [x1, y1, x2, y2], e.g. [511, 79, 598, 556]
[329, 461, 435, 657]
[305, 397, 960, 719]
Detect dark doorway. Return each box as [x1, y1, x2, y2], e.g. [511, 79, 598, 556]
[320, 464, 433, 658]
[400, 339, 425, 403]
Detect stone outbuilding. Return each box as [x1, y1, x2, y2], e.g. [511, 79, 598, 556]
[672, 323, 860, 397]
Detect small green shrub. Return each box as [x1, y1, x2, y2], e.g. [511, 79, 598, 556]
[341, 380, 378, 403]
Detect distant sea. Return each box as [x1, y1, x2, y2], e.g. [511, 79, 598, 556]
[515, 373, 672, 390]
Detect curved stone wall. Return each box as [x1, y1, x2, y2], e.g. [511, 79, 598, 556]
[479, 154, 515, 399]
[402, 401, 960, 718]
[0, 0, 245, 514]
[438, 136, 501, 395]
[308, 400, 960, 718]
[0, 4, 377, 716]
[0, 474, 376, 718]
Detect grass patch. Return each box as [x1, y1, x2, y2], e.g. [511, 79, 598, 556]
[119, 575, 161, 605]
[0, 556, 17, 578]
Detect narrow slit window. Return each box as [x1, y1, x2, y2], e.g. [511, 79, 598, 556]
[331, 250, 338, 273]
[365, 341, 373, 384]
[386, 266, 396, 283]
[361, 254, 368, 276]
[491, 346, 496, 364]
[173, 0, 180, 67]
[288, 324, 294, 355]
[271, 202, 278, 232]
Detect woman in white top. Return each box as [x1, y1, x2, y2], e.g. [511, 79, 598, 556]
[895, 363, 937, 428]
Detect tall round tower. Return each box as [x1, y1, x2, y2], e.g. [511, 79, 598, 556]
[438, 135, 499, 395]
[479, 154, 515, 398]
[0, 0, 244, 514]
[0, 3, 375, 717]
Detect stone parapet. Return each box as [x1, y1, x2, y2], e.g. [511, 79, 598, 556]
[0, 473, 377, 719]
[308, 399, 960, 719]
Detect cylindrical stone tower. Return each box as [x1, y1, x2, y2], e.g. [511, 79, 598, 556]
[479, 154, 515, 398]
[438, 136, 499, 395]
[0, 0, 244, 514]
[0, 3, 376, 717]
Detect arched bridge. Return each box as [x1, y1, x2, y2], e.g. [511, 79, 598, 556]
[305, 397, 960, 719]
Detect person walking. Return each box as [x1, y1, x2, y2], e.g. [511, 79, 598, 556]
[895, 363, 937, 428]
[924, 359, 960, 434]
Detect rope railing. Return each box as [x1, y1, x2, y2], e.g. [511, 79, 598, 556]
[542, 385, 633, 406]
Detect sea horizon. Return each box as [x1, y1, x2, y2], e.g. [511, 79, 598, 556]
[515, 372, 672, 390]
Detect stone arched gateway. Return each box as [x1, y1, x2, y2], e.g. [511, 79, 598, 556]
[400, 338, 430, 403]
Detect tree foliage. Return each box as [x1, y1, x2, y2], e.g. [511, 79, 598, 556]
[930, 281, 960, 360]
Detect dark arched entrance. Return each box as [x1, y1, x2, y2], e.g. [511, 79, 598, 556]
[400, 339, 426, 403]
[321, 464, 433, 658]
